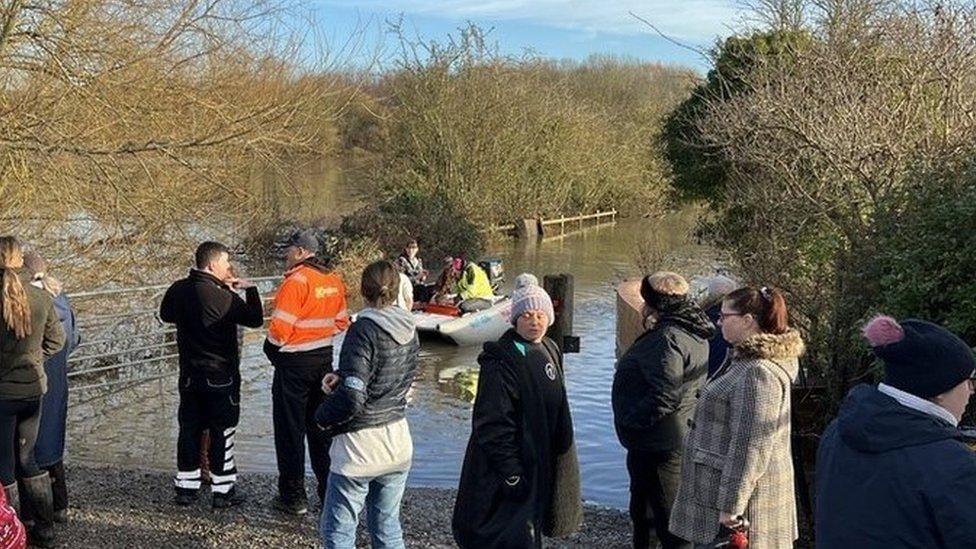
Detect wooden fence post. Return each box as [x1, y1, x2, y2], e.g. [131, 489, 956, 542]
[515, 219, 539, 240]
[544, 274, 577, 353]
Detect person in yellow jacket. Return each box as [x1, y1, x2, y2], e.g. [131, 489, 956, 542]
[263, 230, 350, 515]
[455, 260, 494, 301]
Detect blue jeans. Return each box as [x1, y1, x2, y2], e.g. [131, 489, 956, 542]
[320, 469, 409, 549]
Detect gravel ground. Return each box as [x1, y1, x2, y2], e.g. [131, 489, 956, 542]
[54, 465, 632, 548]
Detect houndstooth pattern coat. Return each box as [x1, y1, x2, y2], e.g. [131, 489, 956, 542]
[669, 330, 805, 549]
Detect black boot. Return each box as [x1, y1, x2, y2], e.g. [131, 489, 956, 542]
[46, 462, 68, 523]
[21, 472, 56, 548]
[212, 486, 246, 509]
[2, 482, 18, 516]
[173, 486, 199, 506]
[272, 495, 307, 515]
[273, 477, 307, 515]
[16, 478, 34, 532]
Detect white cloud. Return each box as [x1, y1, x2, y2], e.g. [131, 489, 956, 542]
[317, 0, 738, 42]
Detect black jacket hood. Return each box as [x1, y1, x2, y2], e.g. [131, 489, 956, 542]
[658, 301, 716, 340]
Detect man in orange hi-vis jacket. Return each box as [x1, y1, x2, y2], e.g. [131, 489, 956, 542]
[263, 229, 350, 515]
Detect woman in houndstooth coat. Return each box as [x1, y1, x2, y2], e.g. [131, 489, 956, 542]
[670, 286, 804, 549]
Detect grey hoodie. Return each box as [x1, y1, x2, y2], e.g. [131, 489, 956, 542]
[356, 306, 417, 345]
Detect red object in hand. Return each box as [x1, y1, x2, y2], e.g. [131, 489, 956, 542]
[0, 486, 26, 549]
[729, 530, 749, 549]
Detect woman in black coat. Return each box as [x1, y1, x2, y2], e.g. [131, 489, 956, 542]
[612, 272, 715, 549]
[452, 275, 580, 549]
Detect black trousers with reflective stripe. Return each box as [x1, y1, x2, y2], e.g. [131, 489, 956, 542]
[176, 388, 240, 493]
[271, 359, 332, 503]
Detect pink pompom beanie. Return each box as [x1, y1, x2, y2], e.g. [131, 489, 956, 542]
[863, 315, 976, 398]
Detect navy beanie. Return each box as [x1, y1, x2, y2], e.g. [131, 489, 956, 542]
[864, 316, 976, 398]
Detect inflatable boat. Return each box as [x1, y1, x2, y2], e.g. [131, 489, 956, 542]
[413, 295, 512, 346]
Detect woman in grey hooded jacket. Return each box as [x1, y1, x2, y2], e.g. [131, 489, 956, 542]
[315, 260, 420, 549]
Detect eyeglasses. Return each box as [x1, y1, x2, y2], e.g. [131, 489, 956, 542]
[718, 312, 747, 321]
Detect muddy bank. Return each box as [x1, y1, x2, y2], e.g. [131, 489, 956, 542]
[55, 465, 632, 548]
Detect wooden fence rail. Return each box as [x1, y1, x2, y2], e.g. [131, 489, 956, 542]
[481, 210, 617, 237]
[539, 210, 617, 227]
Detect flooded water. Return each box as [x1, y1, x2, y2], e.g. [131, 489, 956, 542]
[67, 215, 719, 510]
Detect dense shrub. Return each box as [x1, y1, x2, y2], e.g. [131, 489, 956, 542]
[664, 29, 811, 202]
[872, 174, 976, 344]
[339, 188, 485, 266]
[365, 27, 687, 236]
[664, 1, 976, 413]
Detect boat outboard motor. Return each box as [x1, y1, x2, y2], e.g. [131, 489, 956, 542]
[459, 298, 492, 314]
[478, 258, 504, 291]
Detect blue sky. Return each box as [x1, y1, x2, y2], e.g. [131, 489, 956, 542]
[309, 1, 743, 72]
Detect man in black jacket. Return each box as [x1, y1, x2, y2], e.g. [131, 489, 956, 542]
[612, 272, 714, 549]
[160, 241, 264, 508]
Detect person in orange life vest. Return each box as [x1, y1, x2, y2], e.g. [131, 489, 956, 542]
[264, 229, 350, 515]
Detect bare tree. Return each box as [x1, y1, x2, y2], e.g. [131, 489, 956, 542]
[0, 0, 362, 286]
[739, 0, 808, 29]
[693, 0, 976, 396]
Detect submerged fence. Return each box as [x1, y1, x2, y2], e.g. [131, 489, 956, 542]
[66, 276, 280, 401]
[482, 210, 617, 237]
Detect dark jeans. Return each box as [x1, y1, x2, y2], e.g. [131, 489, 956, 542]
[272, 362, 332, 503]
[0, 398, 42, 486]
[627, 448, 691, 549]
[175, 388, 240, 494]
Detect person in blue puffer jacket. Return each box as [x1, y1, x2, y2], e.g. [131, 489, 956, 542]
[315, 260, 420, 549]
[816, 315, 976, 548]
[24, 253, 80, 524]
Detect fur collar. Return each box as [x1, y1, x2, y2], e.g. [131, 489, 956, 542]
[734, 329, 805, 360]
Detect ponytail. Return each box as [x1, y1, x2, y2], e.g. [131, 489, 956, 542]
[0, 237, 31, 339]
[360, 260, 400, 307]
[725, 285, 789, 334]
[759, 287, 789, 334]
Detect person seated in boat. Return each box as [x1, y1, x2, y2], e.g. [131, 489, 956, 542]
[456, 260, 493, 301]
[455, 260, 494, 313]
[394, 238, 428, 284]
[396, 239, 438, 303]
[430, 257, 462, 306]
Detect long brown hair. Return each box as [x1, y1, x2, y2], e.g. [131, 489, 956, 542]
[725, 286, 789, 335]
[0, 237, 31, 339]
